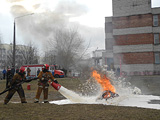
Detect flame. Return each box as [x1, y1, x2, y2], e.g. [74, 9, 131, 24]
[92, 70, 115, 93]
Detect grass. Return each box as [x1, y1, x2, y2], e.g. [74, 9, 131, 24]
[0, 77, 160, 120]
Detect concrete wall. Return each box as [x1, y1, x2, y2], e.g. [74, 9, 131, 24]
[113, 26, 153, 35]
[152, 7, 160, 14]
[102, 51, 114, 65]
[113, 44, 156, 53]
[104, 17, 114, 64]
[105, 17, 114, 50]
[102, 50, 113, 58]
[112, 0, 151, 17]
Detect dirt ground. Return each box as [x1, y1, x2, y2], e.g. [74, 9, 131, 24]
[0, 77, 160, 120]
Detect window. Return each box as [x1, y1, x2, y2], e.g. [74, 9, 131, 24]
[154, 33, 159, 44]
[153, 15, 158, 26]
[155, 53, 160, 64]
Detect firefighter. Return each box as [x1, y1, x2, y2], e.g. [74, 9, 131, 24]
[6, 68, 12, 88]
[27, 66, 31, 76]
[4, 67, 27, 104]
[34, 64, 57, 103]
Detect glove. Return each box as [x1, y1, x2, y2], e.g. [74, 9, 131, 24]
[53, 79, 59, 84]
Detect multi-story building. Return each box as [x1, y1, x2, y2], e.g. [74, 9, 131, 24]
[0, 43, 12, 68]
[103, 0, 160, 75]
[0, 43, 39, 69]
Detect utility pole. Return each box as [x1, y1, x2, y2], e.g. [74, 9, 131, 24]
[13, 13, 34, 68]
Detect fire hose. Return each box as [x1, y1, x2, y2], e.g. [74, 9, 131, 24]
[0, 77, 38, 95]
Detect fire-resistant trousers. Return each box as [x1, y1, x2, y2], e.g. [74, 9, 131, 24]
[4, 85, 27, 104]
[35, 83, 49, 102]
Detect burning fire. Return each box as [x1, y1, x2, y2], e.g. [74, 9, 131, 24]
[92, 70, 116, 93]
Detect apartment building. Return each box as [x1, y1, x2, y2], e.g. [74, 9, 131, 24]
[103, 0, 160, 75]
[0, 43, 39, 69]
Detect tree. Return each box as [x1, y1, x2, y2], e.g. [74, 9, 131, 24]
[48, 28, 88, 71]
[6, 42, 39, 68]
[43, 50, 56, 65]
[6, 44, 14, 68]
[0, 33, 8, 69]
[17, 42, 39, 66]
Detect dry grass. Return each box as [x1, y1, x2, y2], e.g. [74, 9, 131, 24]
[0, 77, 160, 120]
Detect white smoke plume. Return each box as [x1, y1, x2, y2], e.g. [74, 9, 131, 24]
[6, 0, 105, 52]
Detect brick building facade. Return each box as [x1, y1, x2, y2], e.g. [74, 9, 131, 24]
[103, 0, 160, 75]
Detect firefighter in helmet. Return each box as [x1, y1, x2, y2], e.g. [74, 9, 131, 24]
[26, 66, 31, 76]
[4, 67, 27, 104]
[34, 64, 57, 103]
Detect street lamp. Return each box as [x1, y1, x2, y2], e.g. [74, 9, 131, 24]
[13, 13, 34, 68]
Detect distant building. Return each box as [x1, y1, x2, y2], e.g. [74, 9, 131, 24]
[0, 43, 39, 69]
[0, 43, 13, 68]
[92, 49, 105, 67]
[103, 0, 160, 75]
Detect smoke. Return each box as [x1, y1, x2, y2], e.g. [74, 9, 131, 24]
[6, 0, 24, 2]
[10, 5, 28, 16]
[6, 0, 105, 53]
[54, 0, 88, 17]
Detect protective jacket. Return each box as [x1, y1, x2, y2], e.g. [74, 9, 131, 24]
[27, 67, 31, 76]
[35, 70, 55, 103]
[4, 73, 27, 104]
[6, 69, 12, 88]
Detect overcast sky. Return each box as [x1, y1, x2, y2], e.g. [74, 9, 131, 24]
[0, 0, 160, 55]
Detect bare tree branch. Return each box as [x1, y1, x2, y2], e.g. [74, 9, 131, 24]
[47, 27, 88, 72]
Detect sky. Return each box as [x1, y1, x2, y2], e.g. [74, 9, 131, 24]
[0, 0, 160, 56]
[0, 0, 112, 55]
